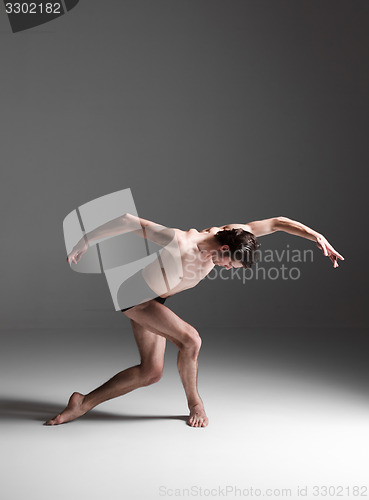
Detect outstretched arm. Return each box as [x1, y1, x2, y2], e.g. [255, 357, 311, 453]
[67, 213, 174, 264]
[244, 216, 344, 268]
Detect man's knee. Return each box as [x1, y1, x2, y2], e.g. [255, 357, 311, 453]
[140, 364, 163, 386]
[181, 326, 202, 356]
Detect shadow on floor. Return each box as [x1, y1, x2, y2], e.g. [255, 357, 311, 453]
[0, 398, 188, 424]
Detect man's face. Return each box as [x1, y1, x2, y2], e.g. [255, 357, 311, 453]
[212, 247, 244, 270]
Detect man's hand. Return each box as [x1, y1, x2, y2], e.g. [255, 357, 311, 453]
[67, 237, 89, 264]
[316, 234, 344, 268]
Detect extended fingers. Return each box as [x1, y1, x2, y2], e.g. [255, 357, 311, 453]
[329, 254, 339, 268]
[329, 248, 344, 261]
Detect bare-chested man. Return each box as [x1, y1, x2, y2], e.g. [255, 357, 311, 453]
[45, 214, 343, 427]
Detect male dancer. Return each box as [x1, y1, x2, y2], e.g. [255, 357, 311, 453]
[45, 214, 343, 427]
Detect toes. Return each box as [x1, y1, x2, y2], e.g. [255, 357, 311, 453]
[45, 416, 57, 425]
[45, 414, 63, 426]
[188, 412, 209, 428]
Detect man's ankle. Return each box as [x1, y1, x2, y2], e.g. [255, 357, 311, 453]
[188, 399, 203, 409]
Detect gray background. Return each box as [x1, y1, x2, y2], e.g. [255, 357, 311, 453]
[1, 2, 369, 500]
[0, 0, 367, 330]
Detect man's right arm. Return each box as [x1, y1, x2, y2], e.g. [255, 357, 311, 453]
[85, 213, 138, 244]
[67, 213, 174, 264]
[86, 212, 175, 245]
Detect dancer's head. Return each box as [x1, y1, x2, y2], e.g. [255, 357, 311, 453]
[213, 228, 261, 269]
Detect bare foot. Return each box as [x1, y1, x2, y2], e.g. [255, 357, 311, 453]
[188, 403, 208, 427]
[44, 392, 86, 425]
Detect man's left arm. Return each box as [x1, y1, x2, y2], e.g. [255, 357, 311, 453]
[245, 216, 344, 268]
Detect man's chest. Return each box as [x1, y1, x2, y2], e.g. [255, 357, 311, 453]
[180, 249, 214, 281]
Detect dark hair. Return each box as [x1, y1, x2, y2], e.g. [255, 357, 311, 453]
[214, 228, 261, 269]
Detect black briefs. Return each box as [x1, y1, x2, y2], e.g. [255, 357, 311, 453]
[121, 295, 167, 312]
[119, 270, 167, 312]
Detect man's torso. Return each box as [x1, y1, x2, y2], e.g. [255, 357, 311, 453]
[142, 223, 249, 298]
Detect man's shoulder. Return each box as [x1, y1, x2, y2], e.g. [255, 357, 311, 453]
[175, 227, 198, 241]
[170, 227, 189, 244]
[199, 226, 220, 234]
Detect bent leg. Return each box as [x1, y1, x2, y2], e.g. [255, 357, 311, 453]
[82, 320, 166, 409]
[44, 319, 166, 425]
[124, 300, 208, 427]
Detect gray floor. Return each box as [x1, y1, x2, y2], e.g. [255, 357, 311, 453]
[1, 327, 369, 500]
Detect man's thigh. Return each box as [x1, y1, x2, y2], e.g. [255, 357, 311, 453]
[130, 319, 166, 367]
[123, 300, 197, 349]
